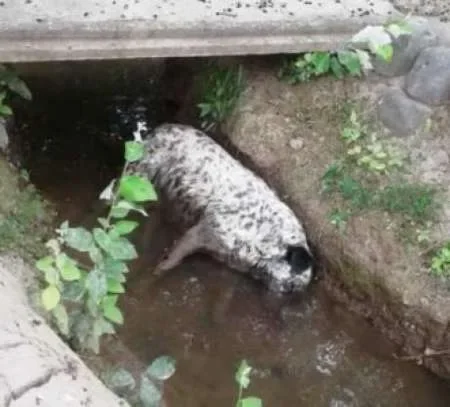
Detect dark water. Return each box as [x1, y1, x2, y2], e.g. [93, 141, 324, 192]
[9, 59, 450, 407]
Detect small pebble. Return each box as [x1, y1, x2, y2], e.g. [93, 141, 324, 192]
[289, 137, 304, 150]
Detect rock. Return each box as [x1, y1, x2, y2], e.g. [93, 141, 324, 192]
[405, 46, 450, 105]
[373, 17, 438, 77]
[0, 255, 130, 407]
[289, 137, 304, 150]
[377, 87, 432, 135]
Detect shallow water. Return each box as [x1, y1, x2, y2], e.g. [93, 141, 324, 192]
[10, 59, 450, 407]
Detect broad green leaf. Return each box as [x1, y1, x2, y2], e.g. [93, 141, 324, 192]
[93, 228, 138, 260]
[239, 397, 263, 407]
[119, 175, 157, 202]
[89, 245, 103, 264]
[101, 257, 129, 278]
[36, 256, 59, 284]
[85, 269, 108, 303]
[145, 355, 176, 381]
[44, 267, 59, 285]
[139, 376, 162, 407]
[112, 220, 139, 236]
[61, 226, 94, 252]
[105, 368, 136, 394]
[35, 256, 54, 272]
[107, 278, 125, 293]
[93, 228, 111, 251]
[374, 44, 394, 62]
[337, 50, 361, 76]
[6, 77, 32, 100]
[61, 278, 86, 302]
[125, 141, 145, 162]
[41, 285, 61, 310]
[386, 22, 412, 38]
[52, 303, 69, 336]
[310, 52, 331, 74]
[102, 299, 124, 324]
[111, 200, 148, 218]
[0, 104, 12, 116]
[55, 253, 81, 281]
[330, 56, 345, 79]
[235, 360, 252, 389]
[110, 206, 129, 219]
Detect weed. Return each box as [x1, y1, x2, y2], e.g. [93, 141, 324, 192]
[35, 122, 158, 353]
[0, 64, 32, 117]
[279, 50, 363, 84]
[104, 355, 176, 407]
[279, 21, 412, 84]
[235, 360, 263, 407]
[323, 167, 437, 224]
[197, 63, 245, 130]
[321, 108, 437, 232]
[341, 109, 405, 175]
[328, 209, 351, 231]
[376, 184, 437, 221]
[430, 243, 450, 278]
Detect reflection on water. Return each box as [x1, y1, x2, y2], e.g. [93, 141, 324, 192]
[10, 59, 450, 407]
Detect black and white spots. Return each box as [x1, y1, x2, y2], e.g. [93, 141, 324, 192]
[130, 123, 314, 293]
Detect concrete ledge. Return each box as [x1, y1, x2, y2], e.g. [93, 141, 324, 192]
[0, 0, 401, 62]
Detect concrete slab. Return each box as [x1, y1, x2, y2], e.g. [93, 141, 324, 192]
[0, 0, 402, 62]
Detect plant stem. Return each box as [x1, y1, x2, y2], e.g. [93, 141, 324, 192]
[105, 162, 129, 227]
[235, 385, 243, 407]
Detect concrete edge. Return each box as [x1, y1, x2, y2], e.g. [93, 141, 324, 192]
[0, 33, 358, 62]
[0, 13, 397, 40]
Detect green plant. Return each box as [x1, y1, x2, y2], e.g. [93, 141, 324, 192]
[279, 21, 412, 84]
[323, 167, 437, 226]
[35, 122, 158, 353]
[197, 64, 245, 130]
[279, 50, 363, 84]
[328, 209, 351, 232]
[234, 360, 262, 407]
[376, 184, 437, 221]
[0, 64, 32, 117]
[430, 243, 450, 278]
[341, 109, 404, 174]
[104, 355, 176, 407]
[321, 108, 437, 231]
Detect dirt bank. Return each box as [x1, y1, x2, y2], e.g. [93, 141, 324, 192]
[219, 60, 450, 380]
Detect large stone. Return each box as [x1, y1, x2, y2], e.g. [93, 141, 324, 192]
[373, 17, 438, 77]
[0, 255, 129, 407]
[377, 87, 432, 134]
[405, 46, 450, 105]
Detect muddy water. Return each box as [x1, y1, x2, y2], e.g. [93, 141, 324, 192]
[10, 59, 450, 407]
